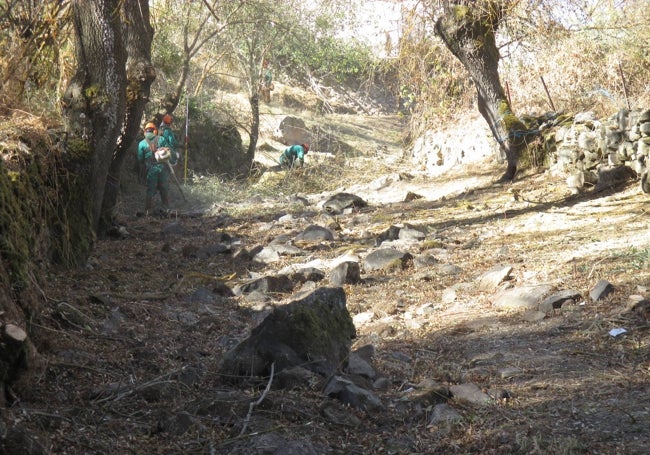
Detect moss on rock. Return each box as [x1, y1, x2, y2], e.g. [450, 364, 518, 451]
[220, 287, 356, 382]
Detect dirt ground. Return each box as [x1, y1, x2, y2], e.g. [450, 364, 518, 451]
[5, 111, 650, 454]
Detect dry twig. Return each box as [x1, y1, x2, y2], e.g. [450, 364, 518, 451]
[239, 362, 275, 436]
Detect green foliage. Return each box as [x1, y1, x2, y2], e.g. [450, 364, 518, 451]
[622, 247, 650, 271]
[152, 28, 181, 78]
[276, 34, 377, 86]
[0, 0, 70, 112]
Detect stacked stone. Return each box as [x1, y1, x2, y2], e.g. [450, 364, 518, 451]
[549, 112, 602, 190]
[591, 108, 650, 174]
[630, 110, 650, 173]
[547, 108, 650, 191]
[552, 112, 600, 171]
[599, 109, 636, 170]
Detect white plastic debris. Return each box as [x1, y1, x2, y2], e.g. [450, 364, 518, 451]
[608, 328, 627, 337]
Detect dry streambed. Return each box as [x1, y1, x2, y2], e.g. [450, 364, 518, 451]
[3, 115, 650, 453]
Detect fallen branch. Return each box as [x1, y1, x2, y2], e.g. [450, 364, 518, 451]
[306, 71, 334, 114]
[91, 367, 187, 403]
[109, 292, 170, 301]
[239, 362, 274, 436]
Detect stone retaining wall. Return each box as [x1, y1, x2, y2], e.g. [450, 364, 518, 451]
[546, 108, 650, 191]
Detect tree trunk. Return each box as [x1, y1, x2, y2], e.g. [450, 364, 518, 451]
[62, 0, 127, 232]
[435, 0, 527, 181]
[0, 323, 28, 403]
[248, 93, 260, 161]
[99, 0, 156, 232]
[160, 54, 190, 118]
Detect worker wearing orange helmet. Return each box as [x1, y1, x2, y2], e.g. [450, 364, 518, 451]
[136, 121, 177, 213]
[279, 143, 309, 168]
[159, 114, 180, 159]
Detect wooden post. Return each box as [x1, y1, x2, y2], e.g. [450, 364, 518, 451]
[540, 76, 556, 111]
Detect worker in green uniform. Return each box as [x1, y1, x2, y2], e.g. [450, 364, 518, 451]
[137, 122, 177, 213]
[260, 60, 274, 103]
[279, 143, 309, 168]
[159, 114, 180, 158]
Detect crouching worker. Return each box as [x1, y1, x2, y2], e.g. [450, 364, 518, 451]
[279, 143, 309, 169]
[137, 122, 177, 213]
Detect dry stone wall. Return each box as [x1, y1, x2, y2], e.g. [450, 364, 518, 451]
[547, 108, 650, 191]
[411, 108, 650, 192]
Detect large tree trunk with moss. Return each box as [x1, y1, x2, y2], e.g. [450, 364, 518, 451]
[99, 0, 156, 232]
[62, 0, 127, 233]
[435, 0, 526, 181]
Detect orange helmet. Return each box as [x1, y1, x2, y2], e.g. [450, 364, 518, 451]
[144, 122, 157, 133]
[162, 114, 172, 124]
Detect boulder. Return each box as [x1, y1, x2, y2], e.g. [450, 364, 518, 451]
[323, 193, 368, 214]
[295, 225, 335, 242]
[276, 116, 311, 145]
[234, 275, 294, 295]
[220, 287, 356, 381]
[323, 376, 383, 411]
[492, 284, 553, 311]
[329, 261, 361, 286]
[364, 248, 412, 272]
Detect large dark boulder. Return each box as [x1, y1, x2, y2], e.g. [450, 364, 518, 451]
[220, 287, 356, 382]
[189, 118, 246, 176]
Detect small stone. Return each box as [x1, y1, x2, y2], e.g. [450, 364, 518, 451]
[493, 284, 553, 311]
[498, 367, 522, 379]
[589, 279, 614, 301]
[428, 403, 462, 425]
[450, 383, 491, 405]
[364, 248, 412, 272]
[296, 224, 335, 242]
[477, 265, 513, 291]
[404, 191, 423, 202]
[522, 310, 546, 323]
[539, 289, 582, 312]
[329, 261, 361, 286]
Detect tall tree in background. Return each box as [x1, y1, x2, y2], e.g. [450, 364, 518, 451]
[219, 0, 286, 160]
[435, 0, 527, 181]
[155, 0, 232, 118]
